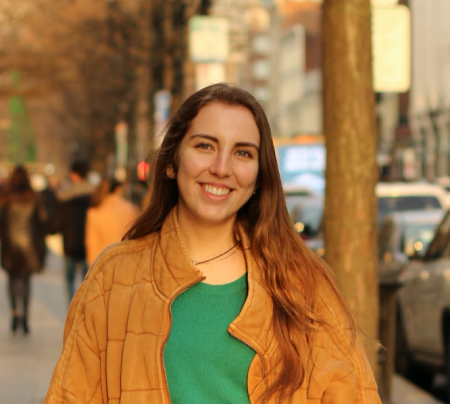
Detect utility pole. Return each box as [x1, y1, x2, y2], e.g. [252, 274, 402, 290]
[322, 0, 379, 372]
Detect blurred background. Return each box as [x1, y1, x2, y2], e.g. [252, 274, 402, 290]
[1, 0, 439, 193]
[1, 0, 450, 403]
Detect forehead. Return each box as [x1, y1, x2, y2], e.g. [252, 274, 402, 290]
[186, 102, 261, 142]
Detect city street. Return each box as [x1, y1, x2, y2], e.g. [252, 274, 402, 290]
[1, 0, 449, 403]
[0, 246, 69, 404]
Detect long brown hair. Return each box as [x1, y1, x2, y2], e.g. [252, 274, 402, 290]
[7, 165, 33, 196]
[123, 83, 354, 401]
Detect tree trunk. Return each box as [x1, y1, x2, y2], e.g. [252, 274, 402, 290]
[322, 0, 379, 371]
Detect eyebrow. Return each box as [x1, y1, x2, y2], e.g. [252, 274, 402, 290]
[189, 134, 260, 152]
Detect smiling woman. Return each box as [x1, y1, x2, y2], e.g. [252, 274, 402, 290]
[171, 103, 260, 278]
[44, 83, 382, 404]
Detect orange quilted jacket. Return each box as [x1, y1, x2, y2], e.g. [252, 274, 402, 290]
[44, 208, 381, 403]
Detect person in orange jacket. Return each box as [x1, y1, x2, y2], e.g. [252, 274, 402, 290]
[45, 83, 381, 404]
[85, 178, 139, 266]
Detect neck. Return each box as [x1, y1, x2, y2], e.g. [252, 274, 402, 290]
[176, 208, 236, 259]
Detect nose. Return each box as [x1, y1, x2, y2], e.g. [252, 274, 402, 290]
[209, 152, 232, 178]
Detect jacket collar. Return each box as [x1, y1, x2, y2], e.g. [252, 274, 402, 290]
[154, 207, 274, 356]
[154, 207, 204, 300]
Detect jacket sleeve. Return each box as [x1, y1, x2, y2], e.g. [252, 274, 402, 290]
[44, 266, 107, 404]
[307, 331, 381, 404]
[307, 286, 382, 404]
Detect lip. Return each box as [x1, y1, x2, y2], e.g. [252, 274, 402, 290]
[200, 182, 233, 198]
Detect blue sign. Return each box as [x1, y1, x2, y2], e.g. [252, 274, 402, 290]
[277, 144, 326, 193]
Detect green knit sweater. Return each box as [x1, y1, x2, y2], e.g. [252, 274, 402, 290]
[164, 273, 256, 403]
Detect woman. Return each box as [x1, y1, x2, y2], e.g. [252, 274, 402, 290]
[45, 84, 381, 403]
[85, 178, 139, 266]
[0, 165, 47, 334]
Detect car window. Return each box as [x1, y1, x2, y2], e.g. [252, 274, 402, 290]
[295, 205, 323, 237]
[401, 222, 438, 257]
[285, 190, 312, 197]
[285, 197, 304, 216]
[378, 196, 442, 223]
[285, 195, 323, 238]
[425, 211, 450, 260]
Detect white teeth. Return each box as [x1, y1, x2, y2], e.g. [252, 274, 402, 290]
[204, 184, 230, 196]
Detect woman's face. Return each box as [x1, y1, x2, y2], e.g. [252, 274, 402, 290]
[171, 102, 260, 228]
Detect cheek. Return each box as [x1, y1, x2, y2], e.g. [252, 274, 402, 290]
[177, 157, 203, 179]
[235, 165, 259, 188]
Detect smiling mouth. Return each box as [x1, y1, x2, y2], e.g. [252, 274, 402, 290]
[203, 184, 231, 196]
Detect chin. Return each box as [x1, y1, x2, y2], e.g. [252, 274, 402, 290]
[196, 209, 237, 225]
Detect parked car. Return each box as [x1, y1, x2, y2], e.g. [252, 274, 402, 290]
[285, 182, 448, 258]
[284, 186, 323, 240]
[377, 182, 448, 225]
[396, 208, 450, 395]
[378, 210, 443, 278]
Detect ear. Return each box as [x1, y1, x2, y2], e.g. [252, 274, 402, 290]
[166, 165, 176, 179]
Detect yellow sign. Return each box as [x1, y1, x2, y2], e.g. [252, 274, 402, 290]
[372, 5, 411, 92]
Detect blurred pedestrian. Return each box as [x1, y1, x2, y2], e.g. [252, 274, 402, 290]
[0, 165, 47, 334]
[48, 160, 95, 304]
[85, 178, 139, 266]
[45, 84, 381, 403]
[40, 176, 57, 219]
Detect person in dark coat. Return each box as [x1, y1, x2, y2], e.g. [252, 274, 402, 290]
[40, 177, 57, 219]
[48, 160, 95, 304]
[0, 165, 47, 334]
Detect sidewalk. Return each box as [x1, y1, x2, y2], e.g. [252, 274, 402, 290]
[0, 248, 446, 403]
[0, 250, 70, 404]
[390, 374, 445, 404]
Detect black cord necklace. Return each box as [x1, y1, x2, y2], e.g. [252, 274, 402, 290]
[191, 243, 239, 266]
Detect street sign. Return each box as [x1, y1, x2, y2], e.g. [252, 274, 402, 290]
[372, 5, 411, 92]
[372, 0, 398, 6]
[188, 16, 229, 63]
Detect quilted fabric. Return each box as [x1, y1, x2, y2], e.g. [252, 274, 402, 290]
[44, 208, 381, 403]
